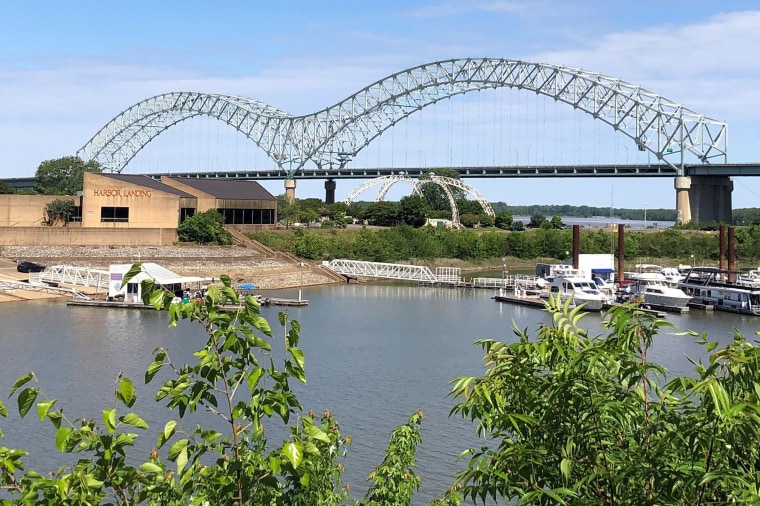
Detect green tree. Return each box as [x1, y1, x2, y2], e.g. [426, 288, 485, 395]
[494, 211, 513, 230]
[398, 194, 429, 227]
[364, 201, 399, 227]
[34, 156, 102, 195]
[43, 198, 76, 226]
[0, 180, 13, 194]
[177, 209, 233, 244]
[459, 213, 479, 228]
[294, 229, 328, 259]
[449, 298, 760, 505]
[550, 214, 564, 229]
[419, 169, 466, 212]
[529, 213, 547, 228]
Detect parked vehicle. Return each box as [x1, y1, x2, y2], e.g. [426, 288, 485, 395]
[16, 260, 45, 273]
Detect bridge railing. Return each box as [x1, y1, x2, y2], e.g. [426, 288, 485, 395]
[325, 259, 438, 283]
[34, 265, 110, 290]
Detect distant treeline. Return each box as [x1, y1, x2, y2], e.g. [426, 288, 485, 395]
[490, 203, 760, 226]
[249, 225, 760, 265]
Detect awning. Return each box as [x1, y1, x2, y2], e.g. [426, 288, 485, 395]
[592, 268, 615, 274]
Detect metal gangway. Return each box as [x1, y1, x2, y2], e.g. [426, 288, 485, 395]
[0, 279, 91, 300]
[34, 265, 110, 290]
[324, 259, 438, 283]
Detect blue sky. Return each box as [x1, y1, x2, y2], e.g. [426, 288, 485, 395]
[2, 1, 759, 210]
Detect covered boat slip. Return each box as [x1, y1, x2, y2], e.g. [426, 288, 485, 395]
[107, 262, 211, 303]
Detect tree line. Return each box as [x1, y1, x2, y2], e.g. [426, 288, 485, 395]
[248, 225, 760, 265]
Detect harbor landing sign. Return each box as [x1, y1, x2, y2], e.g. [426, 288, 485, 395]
[93, 189, 152, 198]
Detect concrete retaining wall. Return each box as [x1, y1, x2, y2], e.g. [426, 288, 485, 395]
[0, 227, 177, 246]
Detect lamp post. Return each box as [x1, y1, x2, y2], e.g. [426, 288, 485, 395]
[501, 257, 507, 287]
[643, 202, 647, 229]
[298, 262, 305, 302]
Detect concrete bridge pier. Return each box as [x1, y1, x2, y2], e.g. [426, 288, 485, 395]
[325, 179, 336, 204]
[689, 175, 733, 224]
[284, 179, 296, 204]
[674, 176, 692, 224]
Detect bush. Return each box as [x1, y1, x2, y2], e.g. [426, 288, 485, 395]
[177, 209, 232, 245]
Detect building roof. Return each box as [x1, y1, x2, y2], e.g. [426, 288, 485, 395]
[171, 178, 276, 200]
[100, 174, 196, 198]
[110, 262, 210, 285]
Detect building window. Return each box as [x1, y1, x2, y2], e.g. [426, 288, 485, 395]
[180, 208, 195, 223]
[101, 207, 129, 222]
[68, 206, 83, 222]
[217, 208, 275, 225]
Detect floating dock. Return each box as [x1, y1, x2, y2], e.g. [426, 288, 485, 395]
[67, 297, 308, 310]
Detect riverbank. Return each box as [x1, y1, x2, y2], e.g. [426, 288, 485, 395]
[0, 245, 340, 302]
[0, 244, 559, 303]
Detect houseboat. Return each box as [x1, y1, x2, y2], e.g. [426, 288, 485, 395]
[678, 267, 760, 316]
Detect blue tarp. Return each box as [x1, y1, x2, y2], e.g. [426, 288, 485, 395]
[237, 283, 258, 290]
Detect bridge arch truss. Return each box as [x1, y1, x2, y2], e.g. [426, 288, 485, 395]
[343, 175, 495, 225]
[78, 58, 728, 177]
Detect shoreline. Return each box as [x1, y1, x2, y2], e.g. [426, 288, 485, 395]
[0, 245, 340, 303]
[0, 245, 556, 304]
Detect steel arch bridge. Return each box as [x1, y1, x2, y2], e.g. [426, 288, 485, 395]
[344, 174, 495, 226]
[77, 58, 728, 178]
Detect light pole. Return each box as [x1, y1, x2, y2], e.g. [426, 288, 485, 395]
[643, 202, 647, 229]
[501, 257, 507, 287]
[298, 262, 305, 302]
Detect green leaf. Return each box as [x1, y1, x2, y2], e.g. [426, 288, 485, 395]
[150, 289, 165, 310]
[17, 387, 37, 418]
[55, 427, 71, 451]
[103, 408, 117, 433]
[176, 448, 189, 475]
[120, 412, 149, 430]
[140, 462, 163, 474]
[118, 377, 136, 408]
[121, 263, 143, 285]
[158, 420, 177, 448]
[282, 441, 303, 469]
[36, 400, 56, 421]
[0, 400, 7, 417]
[560, 458, 573, 480]
[9, 372, 33, 397]
[290, 347, 306, 370]
[168, 438, 188, 461]
[145, 360, 165, 384]
[302, 417, 331, 443]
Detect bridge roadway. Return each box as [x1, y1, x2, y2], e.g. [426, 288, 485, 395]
[5, 162, 760, 190]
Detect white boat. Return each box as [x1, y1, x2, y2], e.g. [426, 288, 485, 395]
[678, 267, 760, 316]
[542, 275, 608, 311]
[626, 272, 692, 308]
[737, 268, 760, 288]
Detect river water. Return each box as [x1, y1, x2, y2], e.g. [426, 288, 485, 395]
[1, 283, 757, 504]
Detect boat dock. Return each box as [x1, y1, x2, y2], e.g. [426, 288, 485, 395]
[67, 296, 308, 310]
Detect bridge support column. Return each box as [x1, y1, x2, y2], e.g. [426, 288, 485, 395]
[674, 177, 692, 224]
[324, 179, 336, 204]
[284, 179, 296, 204]
[688, 175, 733, 224]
